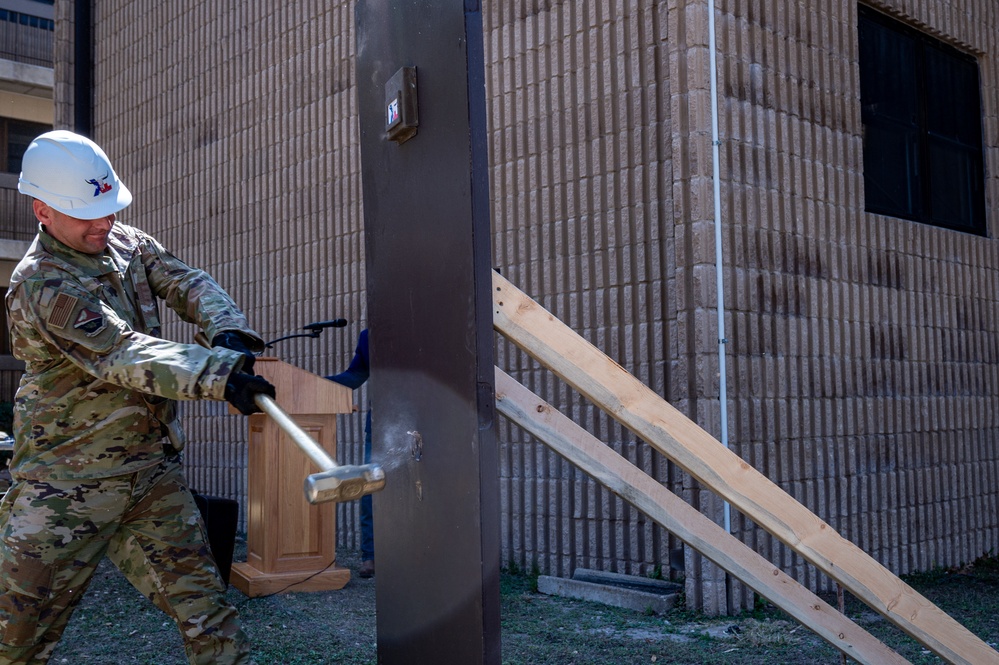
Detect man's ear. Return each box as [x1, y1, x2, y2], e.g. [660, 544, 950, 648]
[32, 199, 53, 224]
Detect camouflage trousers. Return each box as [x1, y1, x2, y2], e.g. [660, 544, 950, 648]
[0, 457, 250, 665]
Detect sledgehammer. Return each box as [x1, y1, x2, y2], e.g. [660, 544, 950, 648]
[196, 333, 385, 504]
[252, 393, 386, 504]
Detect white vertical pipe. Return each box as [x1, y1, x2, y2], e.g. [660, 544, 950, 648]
[707, 0, 731, 535]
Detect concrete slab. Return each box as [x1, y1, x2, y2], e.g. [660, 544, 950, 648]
[537, 569, 681, 615]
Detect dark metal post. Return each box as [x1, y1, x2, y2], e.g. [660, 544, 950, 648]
[354, 1, 500, 663]
[73, 0, 93, 135]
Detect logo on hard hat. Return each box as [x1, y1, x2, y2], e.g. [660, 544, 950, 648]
[86, 173, 113, 197]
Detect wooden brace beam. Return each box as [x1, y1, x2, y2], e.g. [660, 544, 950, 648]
[492, 271, 998, 665]
[494, 367, 907, 665]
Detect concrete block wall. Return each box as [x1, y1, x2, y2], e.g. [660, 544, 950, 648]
[48, 0, 999, 614]
[705, 0, 999, 604]
[485, 0, 999, 614]
[484, 0, 684, 588]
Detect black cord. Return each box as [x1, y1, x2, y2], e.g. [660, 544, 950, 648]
[263, 330, 322, 349]
[231, 553, 361, 602]
[263, 319, 347, 349]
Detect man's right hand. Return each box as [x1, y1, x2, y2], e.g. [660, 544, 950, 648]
[213, 331, 258, 374]
[224, 372, 276, 415]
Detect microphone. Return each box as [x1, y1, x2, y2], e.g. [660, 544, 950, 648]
[303, 319, 348, 332]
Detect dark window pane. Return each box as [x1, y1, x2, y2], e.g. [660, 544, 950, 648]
[859, 12, 918, 125]
[927, 139, 981, 231]
[0, 303, 7, 356]
[925, 46, 982, 146]
[863, 123, 920, 218]
[7, 120, 50, 173]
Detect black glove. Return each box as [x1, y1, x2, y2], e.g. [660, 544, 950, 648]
[224, 372, 276, 415]
[213, 331, 258, 374]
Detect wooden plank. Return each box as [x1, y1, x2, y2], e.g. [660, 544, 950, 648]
[492, 271, 999, 665]
[494, 368, 908, 665]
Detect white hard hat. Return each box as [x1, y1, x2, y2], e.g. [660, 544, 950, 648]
[18, 130, 132, 220]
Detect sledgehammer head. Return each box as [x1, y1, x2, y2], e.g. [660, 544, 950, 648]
[305, 463, 386, 504]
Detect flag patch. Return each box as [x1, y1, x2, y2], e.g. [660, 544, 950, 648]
[48, 293, 78, 329]
[73, 307, 106, 335]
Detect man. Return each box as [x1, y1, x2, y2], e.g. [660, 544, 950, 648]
[0, 130, 275, 664]
[327, 328, 374, 577]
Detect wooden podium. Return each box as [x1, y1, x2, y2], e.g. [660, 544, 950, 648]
[230, 358, 354, 596]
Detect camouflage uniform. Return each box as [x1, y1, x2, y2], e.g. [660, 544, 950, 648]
[0, 223, 260, 664]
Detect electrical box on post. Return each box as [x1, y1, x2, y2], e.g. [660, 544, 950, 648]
[385, 66, 419, 144]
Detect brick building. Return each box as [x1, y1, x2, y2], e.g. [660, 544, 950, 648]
[1, 0, 994, 613]
[0, 0, 52, 401]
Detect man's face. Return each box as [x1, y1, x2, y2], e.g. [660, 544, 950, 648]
[33, 199, 115, 255]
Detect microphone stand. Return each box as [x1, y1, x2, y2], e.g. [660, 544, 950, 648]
[265, 319, 348, 349]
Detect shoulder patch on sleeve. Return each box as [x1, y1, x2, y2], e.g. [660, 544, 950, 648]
[48, 293, 79, 329]
[73, 308, 107, 336]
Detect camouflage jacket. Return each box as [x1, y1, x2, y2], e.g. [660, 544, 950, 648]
[5, 223, 263, 481]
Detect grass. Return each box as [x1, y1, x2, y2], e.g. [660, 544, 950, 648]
[49, 541, 999, 664]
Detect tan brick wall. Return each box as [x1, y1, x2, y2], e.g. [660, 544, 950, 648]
[489, 0, 999, 610]
[47, 0, 999, 614]
[703, 0, 999, 601]
[484, 0, 686, 590]
[65, 0, 370, 550]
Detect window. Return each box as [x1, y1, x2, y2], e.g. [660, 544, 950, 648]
[2, 119, 50, 173]
[858, 5, 986, 234]
[0, 300, 8, 357]
[0, 10, 54, 31]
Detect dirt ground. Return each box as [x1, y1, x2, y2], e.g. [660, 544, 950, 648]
[45, 539, 999, 664]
